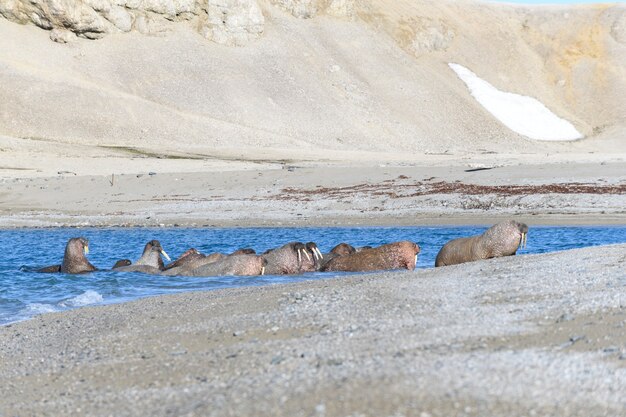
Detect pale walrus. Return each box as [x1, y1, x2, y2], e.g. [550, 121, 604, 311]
[434, 220, 528, 267]
[113, 240, 171, 274]
[167, 254, 267, 277]
[262, 242, 322, 275]
[36, 237, 96, 274]
[321, 241, 420, 272]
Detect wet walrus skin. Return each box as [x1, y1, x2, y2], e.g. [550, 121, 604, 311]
[163, 248, 205, 271]
[161, 252, 228, 276]
[113, 240, 171, 274]
[262, 242, 323, 275]
[435, 220, 528, 267]
[321, 241, 420, 272]
[36, 237, 96, 274]
[174, 254, 267, 277]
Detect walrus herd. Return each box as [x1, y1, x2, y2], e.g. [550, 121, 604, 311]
[33, 220, 528, 276]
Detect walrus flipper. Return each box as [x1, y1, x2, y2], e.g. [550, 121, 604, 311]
[27, 264, 62, 273]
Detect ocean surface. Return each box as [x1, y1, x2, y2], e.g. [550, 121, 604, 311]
[1, 226, 625, 325]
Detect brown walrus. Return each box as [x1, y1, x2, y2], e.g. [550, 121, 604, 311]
[36, 237, 97, 274]
[434, 220, 528, 267]
[298, 242, 324, 272]
[163, 248, 205, 271]
[329, 243, 356, 257]
[262, 242, 322, 275]
[113, 240, 171, 274]
[168, 254, 267, 277]
[321, 241, 420, 272]
[161, 251, 230, 276]
[111, 259, 131, 269]
[230, 248, 256, 256]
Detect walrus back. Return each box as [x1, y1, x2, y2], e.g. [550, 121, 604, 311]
[435, 236, 479, 267]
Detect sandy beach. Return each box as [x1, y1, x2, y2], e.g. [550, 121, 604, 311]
[1, 0, 625, 227]
[1, 0, 625, 415]
[1, 161, 625, 228]
[1, 244, 625, 416]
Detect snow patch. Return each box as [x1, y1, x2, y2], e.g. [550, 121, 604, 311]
[449, 63, 583, 141]
[59, 290, 103, 307]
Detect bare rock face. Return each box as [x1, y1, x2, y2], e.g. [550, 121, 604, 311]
[49, 28, 76, 43]
[325, 0, 355, 18]
[0, 0, 265, 45]
[0, 0, 115, 39]
[201, 0, 265, 46]
[268, 0, 355, 19]
[269, 0, 317, 19]
[410, 17, 455, 55]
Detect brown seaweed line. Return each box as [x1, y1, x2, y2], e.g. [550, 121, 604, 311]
[277, 181, 626, 199]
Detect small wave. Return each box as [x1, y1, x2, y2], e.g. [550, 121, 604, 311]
[59, 290, 104, 307]
[22, 303, 60, 315]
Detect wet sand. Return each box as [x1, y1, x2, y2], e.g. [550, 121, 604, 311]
[1, 244, 625, 416]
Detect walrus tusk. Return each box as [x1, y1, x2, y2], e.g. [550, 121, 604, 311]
[315, 248, 323, 259]
[84, 245, 89, 255]
[297, 250, 301, 264]
[302, 249, 311, 262]
[521, 233, 527, 249]
[261, 266, 265, 276]
[415, 254, 418, 266]
[161, 249, 171, 262]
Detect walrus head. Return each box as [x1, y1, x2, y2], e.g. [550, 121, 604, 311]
[134, 240, 171, 270]
[517, 222, 529, 249]
[66, 237, 90, 257]
[144, 240, 171, 261]
[231, 248, 256, 256]
[60, 237, 96, 274]
[330, 243, 356, 256]
[163, 248, 205, 270]
[305, 242, 323, 261]
[293, 242, 309, 264]
[112, 259, 132, 269]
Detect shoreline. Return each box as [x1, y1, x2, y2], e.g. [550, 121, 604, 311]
[1, 215, 626, 229]
[1, 163, 625, 228]
[2, 244, 625, 416]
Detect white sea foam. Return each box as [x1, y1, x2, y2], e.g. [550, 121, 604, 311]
[59, 290, 104, 307]
[22, 303, 59, 315]
[449, 63, 583, 141]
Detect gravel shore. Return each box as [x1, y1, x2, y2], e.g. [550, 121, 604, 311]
[2, 244, 625, 417]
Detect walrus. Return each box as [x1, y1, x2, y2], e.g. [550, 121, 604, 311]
[36, 237, 97, 274]
[168, 254, 267, 277]
[113, 240, 171, 274]
[262, 242, 322, 275]
[112, 259, 131, 269]
[434, 220, 528, 267]
[163, 248, 204, 270]
[230, 248, 256, 255]
[300, 242, 324, 272]
[313, 242, 356, 270]
[321, 241, 420, 272]
[329, 243, 356, 257]
[161, 252, 230, 276]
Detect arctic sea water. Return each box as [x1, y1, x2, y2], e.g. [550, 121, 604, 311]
[1, 226, 625, 325]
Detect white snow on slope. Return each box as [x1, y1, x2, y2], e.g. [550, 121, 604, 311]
[449, 63, 583, 141]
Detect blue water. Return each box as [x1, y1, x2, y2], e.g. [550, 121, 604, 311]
[1, 226, 625, 325]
